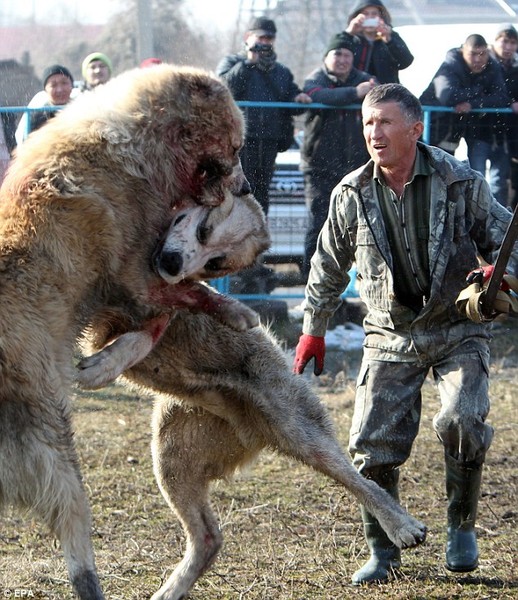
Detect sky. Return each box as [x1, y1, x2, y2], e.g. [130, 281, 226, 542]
[1, 0, 247, 28]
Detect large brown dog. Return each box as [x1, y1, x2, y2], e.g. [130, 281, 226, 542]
[0, 65, 268, 599]
[80, 320, 427, 600]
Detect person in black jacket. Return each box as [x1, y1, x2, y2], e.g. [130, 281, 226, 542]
[420, 34, 510, 204]
[491, 23, 518, 208]
[345, 0, 413, 84]
[301, 32, 377, 277]
[216, 16, 311, 214]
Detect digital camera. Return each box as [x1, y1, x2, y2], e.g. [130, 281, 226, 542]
[250, 43, 274, 55]
[363, 17, 379, 27]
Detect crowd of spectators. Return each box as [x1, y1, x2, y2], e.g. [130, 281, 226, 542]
[3, 7, 518, 214]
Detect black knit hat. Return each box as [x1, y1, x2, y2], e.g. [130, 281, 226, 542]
[42, 64, 74, 88]
[248, 16, 277, 36]
[325, 32, 358, 56]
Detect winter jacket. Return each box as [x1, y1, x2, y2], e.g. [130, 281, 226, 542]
[300, 65, 371, 180]
[216, 53, 304, 140]
[303, 143, 518, 361]
[349, 31, 413, 84]
[491, 48, 518, 157]
[419, 48, 510, 147]
[346, 0, 413, 84]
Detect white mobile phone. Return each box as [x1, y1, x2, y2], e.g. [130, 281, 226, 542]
[363, 18, 379, 27]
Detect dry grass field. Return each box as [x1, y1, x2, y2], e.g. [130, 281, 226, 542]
[0, 316, 516, 599]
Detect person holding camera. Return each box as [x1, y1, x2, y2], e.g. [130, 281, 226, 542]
[345, 0, 413, 84]
[216, 16, 311, 214]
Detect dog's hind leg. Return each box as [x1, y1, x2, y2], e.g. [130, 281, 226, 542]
[52, 478, 105, 600]
[0, 401, 104, 600]
[150, 399, 259, 600]
[245, 374, 427, 551]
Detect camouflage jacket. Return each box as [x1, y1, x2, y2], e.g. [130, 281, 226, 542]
[303, 142, 518, 362]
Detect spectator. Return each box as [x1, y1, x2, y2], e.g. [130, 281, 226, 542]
[490, 23, 518, 208]
[15, 64, 75, 146]
[345, 0, 413, 84]
[420, 34, 510, 205]
[216, 16, 311, 214]
[0, 119, 10, 183]
[293, 84, 517, 585]
[78, 52, 112, 91]
[301, 32, 377, 277]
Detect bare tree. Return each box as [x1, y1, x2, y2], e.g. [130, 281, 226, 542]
[49, 0, 222, 78]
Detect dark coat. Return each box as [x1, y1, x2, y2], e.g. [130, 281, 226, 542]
[216, 53, 304, 140]
[491, 49, 518, 157]
[301, 65, 371, 179]
[349, 32, 413, 84]
[346, 0, 413, 84]
[420, 47, 510, 146]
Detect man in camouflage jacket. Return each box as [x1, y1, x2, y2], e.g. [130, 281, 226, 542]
[294, 84, 518, 585]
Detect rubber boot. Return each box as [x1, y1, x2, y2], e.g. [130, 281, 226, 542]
[445, 454, 482, 572]
[351, 469, 402, 585]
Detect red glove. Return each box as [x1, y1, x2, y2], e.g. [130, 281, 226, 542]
[293, 334, 325, 376]
[466, 265, 510, 291]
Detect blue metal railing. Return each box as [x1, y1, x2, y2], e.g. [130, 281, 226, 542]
[1, 101, 513, 302]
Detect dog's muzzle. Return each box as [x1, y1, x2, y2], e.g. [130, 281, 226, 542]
[153, 247, 183, 277]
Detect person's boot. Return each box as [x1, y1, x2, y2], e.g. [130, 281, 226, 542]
[351, 468, 401, 585]
[445, 454, 483, 572]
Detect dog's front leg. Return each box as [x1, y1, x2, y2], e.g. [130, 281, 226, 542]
[77, 314, 170, 389]
[148, 279, 259, 331]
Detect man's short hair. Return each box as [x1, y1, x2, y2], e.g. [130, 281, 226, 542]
[363, 83, 423, 123]
[464, 34, 487, 49]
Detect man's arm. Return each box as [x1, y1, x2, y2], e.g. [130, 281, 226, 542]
[304, 69, 374, 106]
[382, 30, 414, 70]
[215, 55, 249, 99]
[303, 187, 355, 336]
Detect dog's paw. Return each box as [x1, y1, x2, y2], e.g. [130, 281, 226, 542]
[396, 515, 427, 549]
[76, 351, 119, 389]
[214, 301, 259, 331]
[77, 330, 155, 389]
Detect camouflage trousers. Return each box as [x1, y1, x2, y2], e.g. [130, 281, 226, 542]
[349, 342, 494, 475]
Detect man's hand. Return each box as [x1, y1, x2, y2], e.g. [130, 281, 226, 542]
[455, 101, 472, 114]
[293, 334, 325, 376]
[467, 265, 510, 291]
[294, 92, 312, 104]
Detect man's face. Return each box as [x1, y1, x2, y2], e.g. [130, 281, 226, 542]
[245, 31, 276, 51]
[461, 44, 489, 74]
[361, 5, 381, 30]
[45, 74, 73, 106]
[493, 34, 518, 62]
[324, 48, 354, 80]
[86, 59, 111, 87]
[362, 100, 423, 170]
